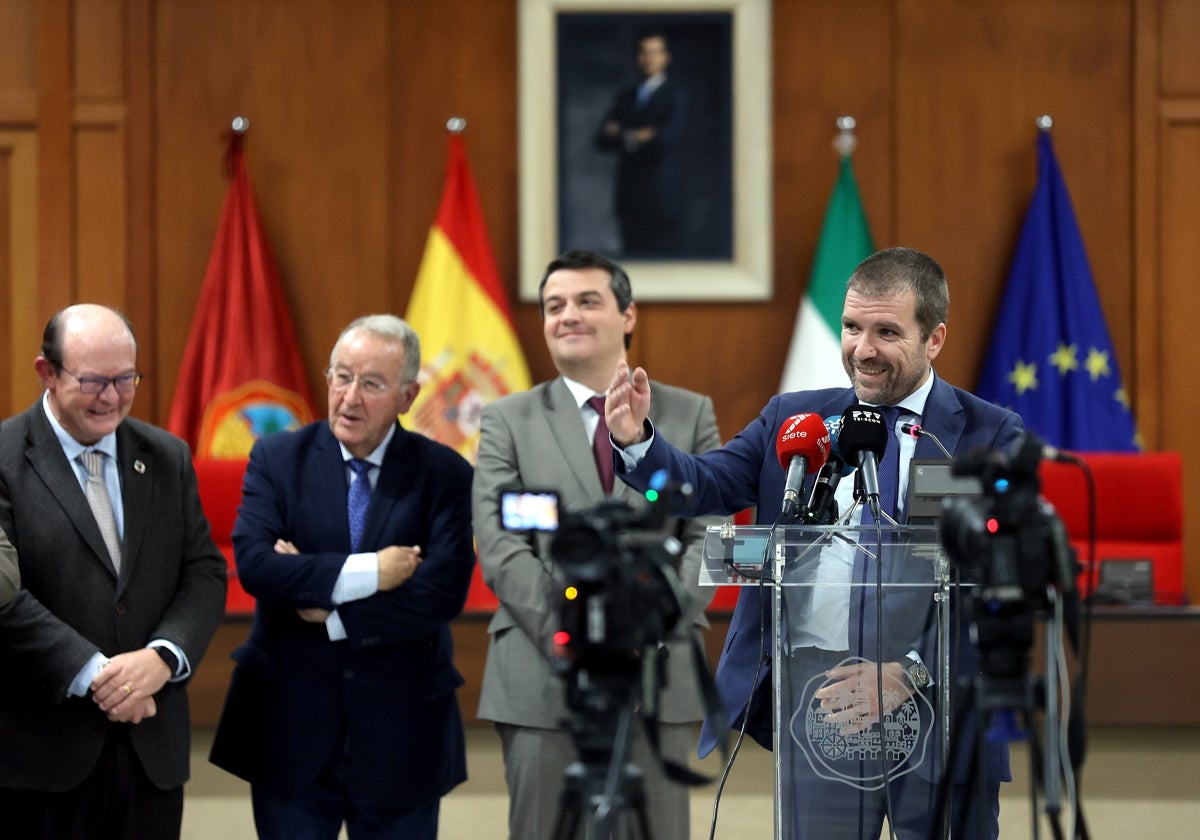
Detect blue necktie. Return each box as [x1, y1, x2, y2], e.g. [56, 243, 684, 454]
[347, 459, 372, 552]
[861, 405, 901, 524]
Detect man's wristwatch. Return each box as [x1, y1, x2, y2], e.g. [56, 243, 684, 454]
[901, 655, 930, 690]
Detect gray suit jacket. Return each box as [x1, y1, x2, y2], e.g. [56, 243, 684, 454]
[0, 529, 17, 607]
[472, 378, 723, 728]
[0, 400, 227, 790]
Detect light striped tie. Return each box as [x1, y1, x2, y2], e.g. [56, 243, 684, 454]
[79, 450, 122, 572]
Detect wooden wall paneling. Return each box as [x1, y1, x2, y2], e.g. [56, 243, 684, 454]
[73, 113, 127, 309]
[36, 0, 74, 323]
[73, 0, 124, 100]
[1160, 0, 1200, 95]
[0, 130, 40, 416]
[1, 141, 10, 415]
[893, 0, 1132, 397]
[124, 0, 158, 421]
[390, 0, 523, 367]
[1134, 0, 1162, 451]
[0, 0, 38, 98]
[153, 0, 392, 414]
[1158, 107, 1200, 602]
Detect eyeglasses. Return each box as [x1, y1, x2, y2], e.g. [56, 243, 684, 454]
[325, 369, 395, 398]
[59, 367, 143, 396]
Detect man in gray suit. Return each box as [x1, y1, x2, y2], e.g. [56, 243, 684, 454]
[0, 530, 17, 607]
[0, 304, 227, 839]
[473, 250, 723, 840]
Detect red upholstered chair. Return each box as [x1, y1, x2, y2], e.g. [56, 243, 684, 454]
[193, 458, 254, 614]
[1038, 452, 1186, 605]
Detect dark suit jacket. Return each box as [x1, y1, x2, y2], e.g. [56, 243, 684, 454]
[472, 378, 723, 730]
[0, 400, 227, 791]
[617, 377, 1024, 781]
[209, 420, 475, 809]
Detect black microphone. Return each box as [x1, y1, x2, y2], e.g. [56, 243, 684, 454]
[807, 415, 854, 524]
[838, 405, 889, 517]
[900, 422, 954, 459]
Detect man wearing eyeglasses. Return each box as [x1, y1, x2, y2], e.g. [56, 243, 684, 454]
[210, 314, 475, 839]
[0, 303, 228, 839]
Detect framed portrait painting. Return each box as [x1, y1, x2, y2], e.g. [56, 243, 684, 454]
[519, 0, 772, 301]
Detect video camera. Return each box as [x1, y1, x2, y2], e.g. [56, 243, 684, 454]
[500, 474, 693, 682]
[939, 435, 1078, 680]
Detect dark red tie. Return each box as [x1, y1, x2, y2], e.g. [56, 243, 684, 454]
[587, 395, 615, 494]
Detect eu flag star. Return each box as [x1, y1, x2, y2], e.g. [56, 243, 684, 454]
[1049, 343, 1078, 376]
[1008, 360, 1039, 395]
[1084, 348, 1111, 381]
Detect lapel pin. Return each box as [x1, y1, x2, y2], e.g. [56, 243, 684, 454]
[133, 460, 146, 474]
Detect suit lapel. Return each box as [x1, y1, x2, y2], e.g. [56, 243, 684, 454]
[311, 427, 355, 549]
[918, 377, 967, 458]
[366, 424, 413, 551]
[116, 424, 153, 586]
[25, 404, 118, 579]
[543, 379, 606, 499]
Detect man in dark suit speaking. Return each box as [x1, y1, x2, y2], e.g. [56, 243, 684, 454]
[605, 248, 1024, 839]
[210, 314, 475, 839]
[0, 303, 227, 839]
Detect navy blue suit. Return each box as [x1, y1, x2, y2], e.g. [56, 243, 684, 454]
[209, 420, 474, 816]
[618, 376, 1023, 837]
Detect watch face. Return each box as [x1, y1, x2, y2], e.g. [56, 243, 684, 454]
[908, 662, 929, 689]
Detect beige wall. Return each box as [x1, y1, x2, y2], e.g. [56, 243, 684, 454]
[1, 0, 1197, 601]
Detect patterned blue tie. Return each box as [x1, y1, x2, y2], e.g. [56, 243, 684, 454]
[861, 406, 901, 523]
[347, 459, 372, 552]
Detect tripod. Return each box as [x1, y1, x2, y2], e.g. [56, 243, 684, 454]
[552, 679, 655, 840]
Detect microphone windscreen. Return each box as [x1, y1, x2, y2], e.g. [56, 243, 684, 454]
[838, 405, 889, 461]
[774, 413, 831, 473]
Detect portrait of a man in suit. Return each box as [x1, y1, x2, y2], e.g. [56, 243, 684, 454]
[557, 13, 733, 262]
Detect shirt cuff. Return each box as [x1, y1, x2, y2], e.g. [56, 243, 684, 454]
[148, 639, 191, 682]
[614, 421, 656, 470]
[69, 652, 109, 698]
[331, 552, 380, 605]
[325, 609, 348, 641]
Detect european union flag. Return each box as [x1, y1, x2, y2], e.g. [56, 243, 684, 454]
[977, 130, 1139, 451]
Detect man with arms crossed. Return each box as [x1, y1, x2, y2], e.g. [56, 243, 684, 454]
[210, 314, 475, 839]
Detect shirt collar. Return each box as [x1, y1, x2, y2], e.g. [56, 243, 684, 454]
[41, 391, 118, 463]
[561, 376, 603, 411]
[860, 369, 936, 420]
[337, 423, 395, 467]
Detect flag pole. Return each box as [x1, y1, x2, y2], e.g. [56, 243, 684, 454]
[1036, 113, 1053, 132]
[446, 116, 466, 134]
[833, 115, 857, 157]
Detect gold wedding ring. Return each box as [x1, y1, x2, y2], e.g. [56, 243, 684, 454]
[122, 682, 132, 695]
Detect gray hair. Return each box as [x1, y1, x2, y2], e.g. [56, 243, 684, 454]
[330, 314, 421, 383]
[847, 247, 949, 341]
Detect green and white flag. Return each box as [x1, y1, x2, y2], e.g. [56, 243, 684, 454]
[779, 154, 874, 393]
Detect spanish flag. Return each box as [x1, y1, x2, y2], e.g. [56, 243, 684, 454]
[405, 128, 531, 463]
[167, 129, 315, 458]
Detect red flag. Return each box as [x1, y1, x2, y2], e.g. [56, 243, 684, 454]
[167, 132, 315, 458]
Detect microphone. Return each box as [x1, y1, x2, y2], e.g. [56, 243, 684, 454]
[806, 415, 854, 524]
[775, 413, 831, 519]
[900, 422, 954, 459]
[838, 405, 890, 516]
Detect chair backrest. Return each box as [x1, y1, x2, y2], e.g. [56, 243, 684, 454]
[1039, 452, 1185, 605]
[193, 457, 254, 614]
